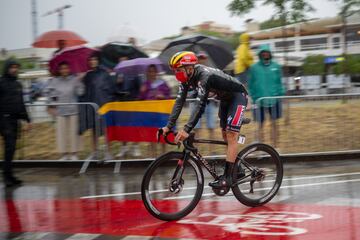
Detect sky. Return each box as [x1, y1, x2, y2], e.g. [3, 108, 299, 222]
[0, 0, 340, 50]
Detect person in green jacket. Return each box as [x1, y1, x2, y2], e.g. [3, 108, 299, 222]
[248, 44, 285, 147]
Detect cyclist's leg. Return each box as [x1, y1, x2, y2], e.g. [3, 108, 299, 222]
[210, 93, 247, 188]
[225, 92, 247, 164]
[209, 100, 231, 188]
[218, 100, 228, 142]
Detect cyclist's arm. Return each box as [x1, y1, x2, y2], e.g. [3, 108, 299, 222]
[184, 81, 209, 133]
[166, 83, 189, 129]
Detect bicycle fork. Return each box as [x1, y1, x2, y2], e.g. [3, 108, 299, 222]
[169, 151, 190, 193]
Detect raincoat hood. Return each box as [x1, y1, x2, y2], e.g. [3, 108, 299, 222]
[239, 33, 251, 44]
[2, 59, 20, 79]
[257, 44, 272, 65]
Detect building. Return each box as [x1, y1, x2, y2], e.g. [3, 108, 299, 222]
[0, 47, 54, 62]
[247, 13, 360, 66]
[181, 21, 235, 37]
[142, 39, 171, 57]
[247, 13, 360, 93]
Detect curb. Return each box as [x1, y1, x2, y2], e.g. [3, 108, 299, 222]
[1, 151, 360, 169]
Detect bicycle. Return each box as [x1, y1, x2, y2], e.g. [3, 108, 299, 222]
[141, 118, 283, 221]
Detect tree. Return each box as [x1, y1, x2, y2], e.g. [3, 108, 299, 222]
[0, 57, 37, 72]
[227, 0, 315, 77]
[332, 55, 360, 75]
[330, 0, 360, 76]
[337, 0, 360, 18]
[260, 17, 284, 30]
[302, 55, 326, 75]
[228, 0, 315, 23]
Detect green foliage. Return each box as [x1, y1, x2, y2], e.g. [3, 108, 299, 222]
[0, 57, 37, 74]
[331, 0, 360, 17]
[228, 0, 315, 24]
[227, 0, 255, 16]
[260, 18, 285, 30]
[198, 30, 223, 38]
[288, 0, 315, 22]
[302, 55, 326, 75]
[198, 30, 241, 49]
[302, 54, 360, 75]
[332, 55, 360, 75]
[162, 34, 182, 40]
[225, 32, 242, 49]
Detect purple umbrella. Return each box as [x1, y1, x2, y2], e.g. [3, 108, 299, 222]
[114, 58, 165, 75]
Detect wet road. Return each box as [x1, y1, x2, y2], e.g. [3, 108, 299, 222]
[1, 159, 360, 239]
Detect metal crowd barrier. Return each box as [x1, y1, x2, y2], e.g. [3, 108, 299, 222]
[0, 102, 101, 174]
[2, 94, 360, 174]
[255, 93, 360, 155]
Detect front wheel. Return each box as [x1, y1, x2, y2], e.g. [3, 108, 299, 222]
[231, 143, 283, 207]
[141, 152, 204, 221]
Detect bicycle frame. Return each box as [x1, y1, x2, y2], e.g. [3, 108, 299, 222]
[159, 130, 228, 180]
[184, 135, 227, 179]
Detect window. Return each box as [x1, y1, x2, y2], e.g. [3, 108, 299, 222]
[251, 45, 260, 51]
[346, 27, 360, 42]
[332, 37, 340, 49]
[275, 41, 295, 52]
[300, 38, 327, 51]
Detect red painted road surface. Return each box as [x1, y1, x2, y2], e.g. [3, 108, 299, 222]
[1, 199, 359, 239]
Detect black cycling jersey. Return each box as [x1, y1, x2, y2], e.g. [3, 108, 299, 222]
[166, 64, 248, 133]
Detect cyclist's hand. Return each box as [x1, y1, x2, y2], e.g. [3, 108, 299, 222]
[175, 129, 189, 143]
[161, 126, 170, 135]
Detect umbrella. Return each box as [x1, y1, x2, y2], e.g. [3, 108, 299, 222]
[159, 34, 234, 70]
[49, 46, 98, 75]
[32, 30, 87, 48]
[100, 42, 148, 69]
[114, 58, 165, 75]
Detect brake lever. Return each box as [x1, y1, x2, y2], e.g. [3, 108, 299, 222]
[157, 128, 163, 143]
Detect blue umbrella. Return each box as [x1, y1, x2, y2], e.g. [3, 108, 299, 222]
[114, 58, 165, 75]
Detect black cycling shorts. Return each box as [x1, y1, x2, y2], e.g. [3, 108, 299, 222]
[219, 92, 248, 132]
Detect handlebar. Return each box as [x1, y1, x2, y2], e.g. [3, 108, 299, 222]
[157, 128, 197, 151]
[157, 128, 179, 146]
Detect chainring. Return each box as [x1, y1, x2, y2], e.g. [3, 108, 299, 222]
[211, 186, 230, 196]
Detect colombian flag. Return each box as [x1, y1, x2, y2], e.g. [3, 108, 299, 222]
[99, 100, 175, 142]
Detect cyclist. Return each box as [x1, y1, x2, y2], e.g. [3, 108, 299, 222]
[161, 51, 248, 188]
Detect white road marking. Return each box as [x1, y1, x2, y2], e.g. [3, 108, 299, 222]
[13, 232, 50, 240]
[317, 197, 360, 207]
[163, 178, 360, 200]
[65, 233, 101, 240]
[80, 171, 360, 199]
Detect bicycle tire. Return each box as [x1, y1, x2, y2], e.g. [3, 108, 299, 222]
[231, 143, 283, 207]
[141, 151, 204, 221]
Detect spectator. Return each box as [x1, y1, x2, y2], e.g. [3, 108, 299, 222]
[46, 61, 84, 161]
[79, 53, 118, 159]
[234, 33, 254, 85]
[116, 57, 142, 158]
[139, 64, 171, 156]
[53, 40, 66, 56]
[139, 64, 170, 100]
[248, 44, 285, 147]
[0, 59, 31, 187]
[189, 52, 217, 153]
